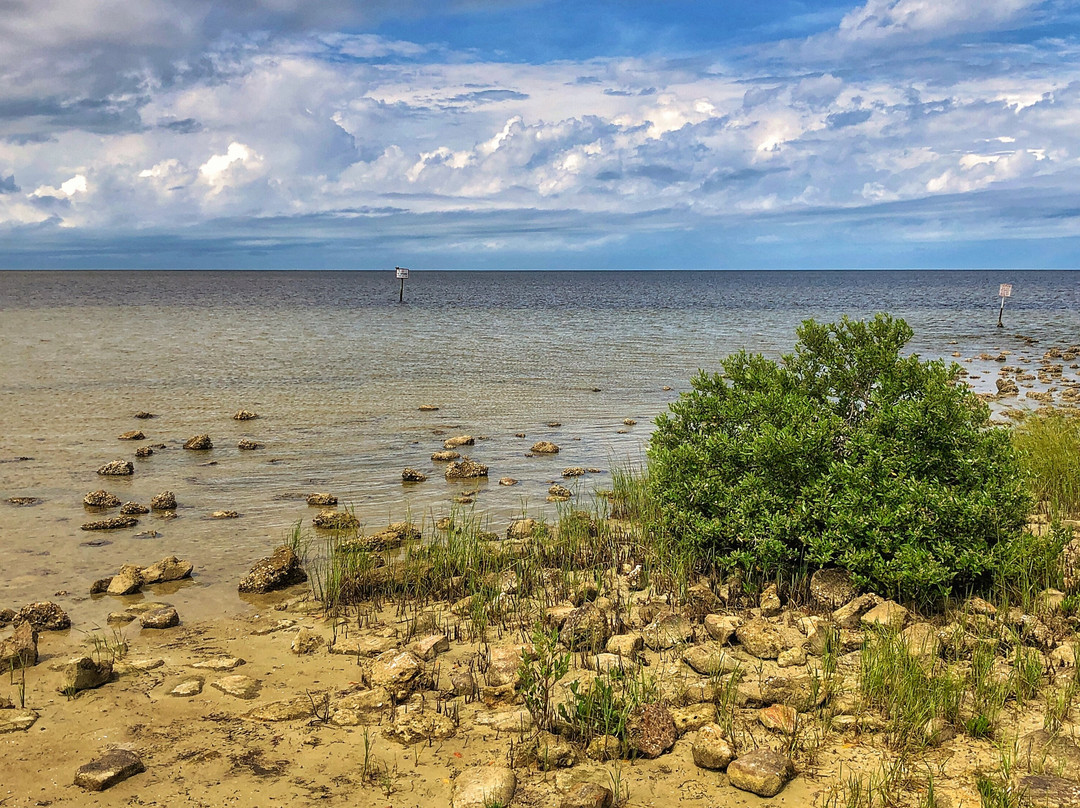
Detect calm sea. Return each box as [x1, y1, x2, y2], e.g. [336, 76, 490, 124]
[1, 270, 1076, 621]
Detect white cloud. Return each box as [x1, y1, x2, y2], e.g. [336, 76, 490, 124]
[837, 0, 1042, 43]
[198, 142, 264, 194]
[32, 173, 88, 198]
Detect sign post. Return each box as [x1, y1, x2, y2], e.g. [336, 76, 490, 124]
[395, 267, 410, 303]
[997, 283, 1012, 328]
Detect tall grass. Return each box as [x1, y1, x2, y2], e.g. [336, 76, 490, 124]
[1013, 410, 1080, 519]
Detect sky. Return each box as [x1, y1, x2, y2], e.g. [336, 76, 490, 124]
[1, 0, 1078, 269]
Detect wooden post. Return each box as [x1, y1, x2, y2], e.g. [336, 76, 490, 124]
[396, 266, 409, 302]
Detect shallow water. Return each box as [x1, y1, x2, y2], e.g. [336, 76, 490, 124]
[1, 269, 1076, 622]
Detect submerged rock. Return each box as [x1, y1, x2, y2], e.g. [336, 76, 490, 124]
[118, 430, 145, 441]
[531, 440, 560, 454]
[445, 458, 488, 480]
[233, 409, 259, 420]
[84, 490, 121, 508]
[96, 460, 133, 476]
[81, 516, 138, 531]
[119, 502, 149, 515]
[237, 439, 264, 450]
[306, 492, 337, 507]
[312, 510, 360, 530]
[183, 434, 212, 450]
[443, 435, 475, 449]
[401, 467, 428, 482]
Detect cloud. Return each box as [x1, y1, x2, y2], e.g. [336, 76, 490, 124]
[32, 174, 88, 199]
[198, 142, 263, 194]
[0, 174, 19, 193]
[837, 0, 1043, 43]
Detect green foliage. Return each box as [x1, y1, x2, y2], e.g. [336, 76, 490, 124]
[1012, 410, 1080, 518]
[648, 313, 1031, 604]
[518, 624, 571, 732]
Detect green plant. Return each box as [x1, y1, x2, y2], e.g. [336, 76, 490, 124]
[518, 623, 571, 732]
[1012, 410, 1080, 518]
[975, 774, 1025, 808]
[648, 314, 1031, 606]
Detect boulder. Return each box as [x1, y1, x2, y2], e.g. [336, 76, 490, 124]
[0, 622, 38, 668]
[150, 491, 176, 510]
[74, 749, 144, 792]
[445, 458, 488, 479]
[833, 593, 882, 629]
[139, 606, 179, 629]
[443, 435, 475, 449]
[703, 614, 741, 644]
[560, 782, 613, 808]
[736, 619, 784, 659]
[452, 767, 516, 808]
[692, 723, 735, 770]
[627, 703, 677, 758]
[408, 634, 449, 661]
[312, 510, 360, 530]
[486, 644, 527, 687]
[861, 600, 910, 631]
[809, 568, 857, 609]
[237, 439, 264, 450]
[561, 603, 610, 652]
[141, 556, 193, 584]
[587, 735, 622, 761]
[237, 546, 307, 594]
[183, 434, 212, 450]
[431, 450, 461, 461]
[643, 613, 693, 651]
[368, 649, 422, 696]
[759, 584, 782, 617]
[84, 490, 121, 508]
[306, 492, 337, 506]
[996, 378, 1019, 396]
[97, 460, 134, 476]
[13, 601, 70, 631]
[401, 468, 428, 482]
[107, 564, 145, 596]
[211, 674, 261, 699]
[233, 409, 258, 420]
[135, 446, 154, 457]
[727, 749, 795, 797]
[118, 430, 145, 440]
[760, 673, 824, 712]
[606, 633, 644, 658]
[531, 441, 560, 454]
[59, 657, 112, 692]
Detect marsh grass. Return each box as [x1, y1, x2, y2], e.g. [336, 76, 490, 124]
[1012, 410, 1080, 519]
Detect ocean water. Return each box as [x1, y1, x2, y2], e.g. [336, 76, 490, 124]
[1, 270, 1077, 621]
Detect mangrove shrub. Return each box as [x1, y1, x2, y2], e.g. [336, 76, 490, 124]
[648, 313, 1031, 604]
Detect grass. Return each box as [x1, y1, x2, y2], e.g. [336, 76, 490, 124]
[1012, 410, 1080, 519]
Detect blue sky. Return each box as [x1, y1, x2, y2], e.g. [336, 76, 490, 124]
[1, 0, 1078, 269]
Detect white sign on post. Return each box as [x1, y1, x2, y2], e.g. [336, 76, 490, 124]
[396, 267, 410, 279]
[998, 283, 1012, 298]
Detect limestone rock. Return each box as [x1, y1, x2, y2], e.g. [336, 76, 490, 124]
[170, 679, 204, 697]
[531, 730, 577, 770]
[119, 502, 149, 515]
[727, 749, 794, 797]
[402, 467, 428, 482]
[760, 673, 825, 712]
[192, 657, 245, 671]
[84, 490, 121, 508]
[900, 622, 941, 666]
[0, 621, 38, 668]
[59, 657, 113, 692]
[692, 723, 735, 770]
[561, 603, 611, 652]
[291, 627, 324, 655]
[560, 782, 613, 808]
[107, 564, 145, 596]
[443, 435, 475, 449]
[97, 460, 134, 476]
[237, 439, 263, 450]
[233, 409, 259, 420]
[486, 644, 527, 687]
[211, 510, 239, 519]
[118, 430, 145, 440]
[74, 749, 144, 792]
[499, 477, 518, 486]
[670, 704, 717, 736]
[833, 593, 882, 629]
[682, 643, 739, 676]
[13, 601, 70, 631]
[704, 614, 740, 644]
[507, 518, 537, 540]
[211, 674, 261, 699]
[409, 634, 450, 661]
[139, 606, 179, 629]
[1021, 774, 1080, 808]
[736, 619, 784, 659]
[384, 710, 457, 745]
[329, 634, 399, 657]
[685, 583, 722, 620]
[306, 492, 337, 506]
[759, 584, 782, 617]
[548, 484, 572, 500]
[760, 704, 798, 734]
[245, 693, 327, 722]
[627, 703, 677, 759]
[368, 649, 422, 695]
[587, 735, 622, 761]
[562, 466, 586, 477]
[183, 434, 212, 450]
[861, 600, 910, 631]
[141, 556, 193, 584]
[82, 516, 139, 531]
[134, 446, 154, 457]
[150, 491, 176, 510]
[432, 450, 461, 461]
[445, 457, 488, 479]
[606, 633, 643, 658]
[0, 709, 38, 734]
[643, 612, 693, 651]
[1064, 536, 1080, 593]
[238, 546, 307, 594]
[531, 440, 560, 454]
[809, 568, 857, 609]
[452, 767, 516, 808]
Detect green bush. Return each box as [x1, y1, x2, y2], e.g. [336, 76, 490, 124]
[648, 313, 1031, 605]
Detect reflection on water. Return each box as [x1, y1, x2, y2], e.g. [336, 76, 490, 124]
[1, 270, 1076, 621]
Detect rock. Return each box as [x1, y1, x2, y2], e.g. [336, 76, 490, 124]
[450, 667, 476, 698]
[369, 649, 422, 695]
[445, 457, 488, 479]
[210, 510, 239, 519]
[777, 646, 807, 668]
[833, 593, 882, 629]
[587, 735, 622, 761]
[183, 434, 212, 450]
[682, 643, 739, 676]
[59, 657, 112, 692]
[809, 568, 857, 609]
[736, 619, 785, 659]
[192, 657, 245, 671]
[561, 603, 611, 652]
[760, 704, 799, 734]
[134, 411, 155, 418]
[761, 673, 824, 712]
[0, 608, 14, 627]
[759, 584, 782, 617]
[0, 622, 38, 668]
[141, 555, 193, 584]
[703, 614, 740, 644]
[418, 404, 439, 411]
[685, 583, 721, 620]
[452, 767, 516, 808]
[84, 490, 121, 508]
[385, 710, 456, 745]
[245, 693, 327, 721]
[728, 750, 794, 797]
[486, 644, 527, 687]
[1021, 775, 1080, 808]
[560, 782, 613, 808]
[1038, 588, 1066, 613]
[499, 477, 518, 486]
[119, 502, 149, 515]
[107, 612, 135, 625]
[237, 439, 263, 450]
[291, 627, 324, 654]
[313, 509, 360, 530]
[0, 709, 38, 734]
[107, 564, 145, 595]
[531, 441, 559, 454]
[238, 546, 307, 594]
[13, 601, 70, 631]
[1020, 729, 1080, 778]
[962, 596, 998, 617]
[606, 633, 644, 658]
[996, 378, 1019, 395]
[306, 492, 338, 506]
[97, 460, 134, 476]
[900, 622, 941, 666]
[329, 634, 399, 657]
[643, 613, 693, 651]
[443, 435, 475, 449]
[233, 409, 258, 420]
[532, 730, 577, 770]
[74, 749, 145, 791]
[432, 450, 461, 461]
[149, 490, 176, 511]
[507, 518, 537, 540]
[118, 430, 145, 440]
[692, 723, 735, 770]
[211, 674, 261, 699]
[82, 516, 139, 531]
[6, 497, 41, 506]
[548, 484, 572, 500]
[562, 467, 586, 478]
[402, 467, 428, 482]
[861, 600, 910, 631]
[139, 606, 179, 629]
[409, 634, 449, 661]
[134, 446, 154, 457]
[627, 703, 677, 758]
[670, 704, 717, 736]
